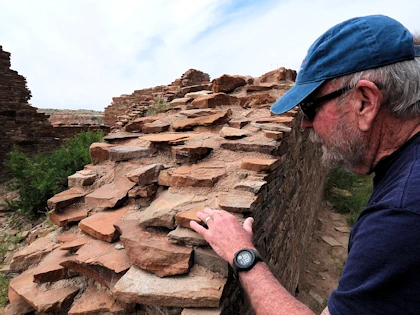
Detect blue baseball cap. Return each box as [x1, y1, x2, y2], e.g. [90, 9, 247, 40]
[271, 15, 420, 115]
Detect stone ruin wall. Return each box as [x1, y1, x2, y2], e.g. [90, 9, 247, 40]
[0, 46, 110, 182]
[2, 65, 326, 315]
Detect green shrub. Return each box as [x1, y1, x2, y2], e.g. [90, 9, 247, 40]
[145, 97, 170, 116]
[325, 168, 374, 225]
[4, 131, 104, 217]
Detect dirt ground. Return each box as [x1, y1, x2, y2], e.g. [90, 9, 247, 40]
[297, 202, 350, 313]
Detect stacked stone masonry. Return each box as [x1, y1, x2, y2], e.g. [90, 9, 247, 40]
[0, 46, 110, 182]
[3, 66, 327, 314]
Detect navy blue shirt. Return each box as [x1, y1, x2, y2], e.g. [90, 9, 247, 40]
[328, 132, 420, 315]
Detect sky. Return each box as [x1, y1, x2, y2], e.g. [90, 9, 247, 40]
[0, 0, 419, 111]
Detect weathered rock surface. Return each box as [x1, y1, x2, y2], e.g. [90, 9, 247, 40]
[217, 193, 257, 213]
[255, 116, 294, 125]
[47, 188, 87, 211]
[115, 220, 193, 277]
[168, 226, 208, 246]
[10, 237, 59, 272]
[139, 133, 195, 144]
[125, 116, 161, 132]
[60, 235, 92, 252]
[264, 130, 283, 140]
[90, 143, 115, 165]
[158, 162, 226, 188]
[241, 158, 281, 173]
[172, 145, 213, 164]
[175, 207, 204, 228]
[103, 131, 141, 142]
[212, 75, 246, 93]
[112, 266, 226, 307]
[239, 93, 277, 108]
[32, 248, 76, 283]
[219, 126, 249, 139]
[49, 204, 89, 227]
[5, 286, 35, 315]
[128, 183, 158, 198]
[78, 206, 129, 242]
[68, 169, 97, 187]
[234, 180, 267, 194]
[172, 109, 232, 131]
[142, 120, 171, 134]
[194, 247, 228, 277]
[126, 163, 163, 186]
[220, 140, 278, 155]
[190, 93, 238, 109]
[9, 268, 79, 313]
[108, 146, 157, 162]
[139, 190, 206, 229]
[68, 284, 131, 315]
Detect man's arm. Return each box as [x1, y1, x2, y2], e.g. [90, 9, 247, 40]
[190, 208, 315, 315]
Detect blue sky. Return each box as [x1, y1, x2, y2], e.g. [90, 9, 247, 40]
[0, 0, 419, 111]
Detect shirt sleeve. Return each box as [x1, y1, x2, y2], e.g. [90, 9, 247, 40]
[328, 208, 420, 315]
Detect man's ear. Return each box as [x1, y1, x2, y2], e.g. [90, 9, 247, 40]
[354, 80, 383, 132]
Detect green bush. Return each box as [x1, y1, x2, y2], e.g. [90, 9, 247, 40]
[145, 97, 170, 116]
[4, 131, 104, 217]
[325, 168, 374, 225]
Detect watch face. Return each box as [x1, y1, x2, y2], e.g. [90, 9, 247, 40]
[236, 250, 254, 268]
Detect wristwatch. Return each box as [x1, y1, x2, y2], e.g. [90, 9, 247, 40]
[232, 248, 263, 279]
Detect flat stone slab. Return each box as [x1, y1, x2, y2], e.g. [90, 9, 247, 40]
[139, 132, 195, 144]
[128, 183, 158, 198]
[241, 158, 281, 173]
[104, 131, 141, 141]
[9, 268, 79, 313]
[194, 247, 228, 277]
[68, 284, 131, 315]
[125, 116, 161, 132]
[47, 188, 87, 211]
[5, 286, 35, 315]
[220, 140, 278, 155]
[168, 226, 208, 246]
[115, 220, 192, 277]
[219, 127, 249, 139]
[10, 236, 59, 272]
[175, 206, 204, 228]
[254, 116, 294, 125]
[49, 204, 89, 227]
[126, 163, 163, 186]
[172, 109, 231, 131]
[158, 161, 226, 188]
[108, 146, 157, 162]
[234, 180, 267, 194]
[190, 93, 238, 109]
[251, 122, 292, 133]
[321, 236, 342, 247]
[182, 307, 222, 315]
[172, 145, 213, 164]
[32, 248, 77, 283]
[60, 235, 92, 252]
[139, 190, 207, 229]
[90, 143, 115, 164]
[113, 265, 226, 308]
[68, 169, 97, 188]
[334, 226, 351, 233]
[78, 206, 129, 242]
[179, 108, 216, 118]
[217, 193, 257, 213]
[142, 121, 171, 134]
[264, 130, 283, 140]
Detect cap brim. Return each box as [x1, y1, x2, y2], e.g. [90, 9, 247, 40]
[270, 80, 324, 114]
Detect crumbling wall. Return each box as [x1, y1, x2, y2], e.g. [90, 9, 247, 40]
[0, 46, 61, 182]
[3, 67, 327, 315]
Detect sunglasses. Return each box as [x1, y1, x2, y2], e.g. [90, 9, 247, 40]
[299, 86, 353, 121]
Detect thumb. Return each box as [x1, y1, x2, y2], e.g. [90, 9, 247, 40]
[243, 217, 254, 235]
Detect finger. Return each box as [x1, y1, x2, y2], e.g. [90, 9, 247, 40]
[190, 221, 208, 236]
[243, 217, 254, 234]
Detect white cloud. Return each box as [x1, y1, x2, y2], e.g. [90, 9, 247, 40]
[0, 0, 419, 110]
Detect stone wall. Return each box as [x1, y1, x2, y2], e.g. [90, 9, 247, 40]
[2, 67, 328, 315]
[0, 46, 61, 182]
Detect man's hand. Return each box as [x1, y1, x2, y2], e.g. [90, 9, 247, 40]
[190, 207, 255, 264]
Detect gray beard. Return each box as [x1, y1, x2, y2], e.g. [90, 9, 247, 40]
[309, 122, 365, 171]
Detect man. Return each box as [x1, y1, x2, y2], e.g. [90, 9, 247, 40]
[190, 15, 420, 314]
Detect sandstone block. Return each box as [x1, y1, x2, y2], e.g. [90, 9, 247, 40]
[179, 108, 216, 118]
[220, 140, 278, 155]
[184, 91, 212, 99]
[68, 284, 131, 315]
[241, 158, 281, 173]
[90, 143, 114, 165]
[255, 116, 294, 125]
[68, 169, 96, 187]
[112, 266, 226, 308]
[142, 121, 170, 133]
[228, 120, 249, 129]
[175, 206, 204, 228]
[5, 286, 35, 315]
[60, 235, 92, 252]
[158, 162, 226, 188]
[170, 97, 192, 106]
[115, 220, 193, 277]
[128, 183, 158, 198]
[194, 247, 229, 277]
[168, 226, 208, 246]
[10, 237, 59, 272]
[251, 122, 292, 133]
[264, 130, 283, 140]
[108, 146, 157, 162]
[139, 190, 206, 229]
[103, 132, 141, 142]
[172, 109, 232, 131]
[32, 248, 76, 283]
[182, 307, 222, 315]
[190, 93, 238, 109]
[125, 163, 163, 186]
[49, 205, 89, 227]
[139, 132, 195, 144]
[217, 193, 257, 213]
[47, 188, 87, 211]
[78, 206, 129, 242]
[9, 268, 79, 313]
[212, 74, 246, 93]
[234, 180, 267, 194]
[125, 116, 160, 132]
[219, 126, 249, 139]
[172, 145, 213, 164]
[239, 93, 276, 108]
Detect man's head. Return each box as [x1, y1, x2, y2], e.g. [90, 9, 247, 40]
[271, 15, 420, 172]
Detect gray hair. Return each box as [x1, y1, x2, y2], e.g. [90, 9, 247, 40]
[335, 35, 420, 118]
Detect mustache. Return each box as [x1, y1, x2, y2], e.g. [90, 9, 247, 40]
[309, 131, 323, 144]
